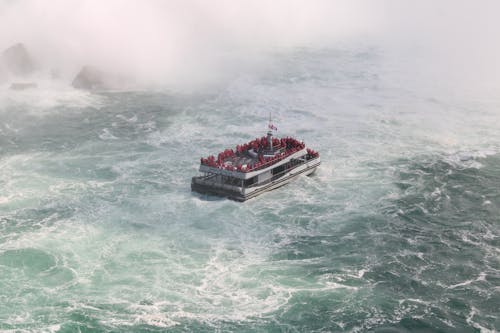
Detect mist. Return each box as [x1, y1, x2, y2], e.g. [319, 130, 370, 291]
[1, 0, 499, 92]
[0, 0, 376, 89]
[378, 1, 500, 99]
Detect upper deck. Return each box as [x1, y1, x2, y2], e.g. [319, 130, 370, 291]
[199, 135, 319, 179]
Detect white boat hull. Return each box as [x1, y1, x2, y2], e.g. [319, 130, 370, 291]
[192, 157, 320, 201]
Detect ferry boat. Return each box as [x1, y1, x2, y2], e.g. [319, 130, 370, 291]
[191, 121, 320, 201]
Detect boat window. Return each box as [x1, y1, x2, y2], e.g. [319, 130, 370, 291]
[244, 176, 257, 186]
[272, 163, 286, 175]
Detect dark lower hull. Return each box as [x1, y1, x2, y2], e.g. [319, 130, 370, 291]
[191, 181, 247, 202]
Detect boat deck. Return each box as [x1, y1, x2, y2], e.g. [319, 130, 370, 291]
[200, 136, 313, 173]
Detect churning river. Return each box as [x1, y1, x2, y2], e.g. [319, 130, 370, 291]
[0, 47, 499, 332]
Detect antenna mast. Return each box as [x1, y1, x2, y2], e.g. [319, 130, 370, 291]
[267, 112, 273, 151]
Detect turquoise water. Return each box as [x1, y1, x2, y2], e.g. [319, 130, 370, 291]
[0, 48, 499, 332]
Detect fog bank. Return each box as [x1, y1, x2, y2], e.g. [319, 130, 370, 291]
[1, 0, 499, 92]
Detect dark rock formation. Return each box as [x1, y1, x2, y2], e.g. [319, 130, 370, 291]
[1, 43, 35, 76]
[72, 66, 104, 89]
[72, 65, 126, 90]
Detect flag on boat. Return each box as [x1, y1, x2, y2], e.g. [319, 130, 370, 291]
[268, 123, 277, 131]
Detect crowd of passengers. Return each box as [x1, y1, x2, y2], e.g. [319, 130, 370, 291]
[200, 136, 319, 172]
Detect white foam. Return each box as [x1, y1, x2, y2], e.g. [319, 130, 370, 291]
[447, 272, 486, 289]
[132, 313, 178, 328]
[99, 128, 119, 140]
[400, 298, 432, 306]
[357, 269, 367, 278]
[0, 83, 106, 115]
[116, 114, 138, 123]
[466, 307, 496, 333]
[445, 149, 499, 169]
[430, 187, 441, 200]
